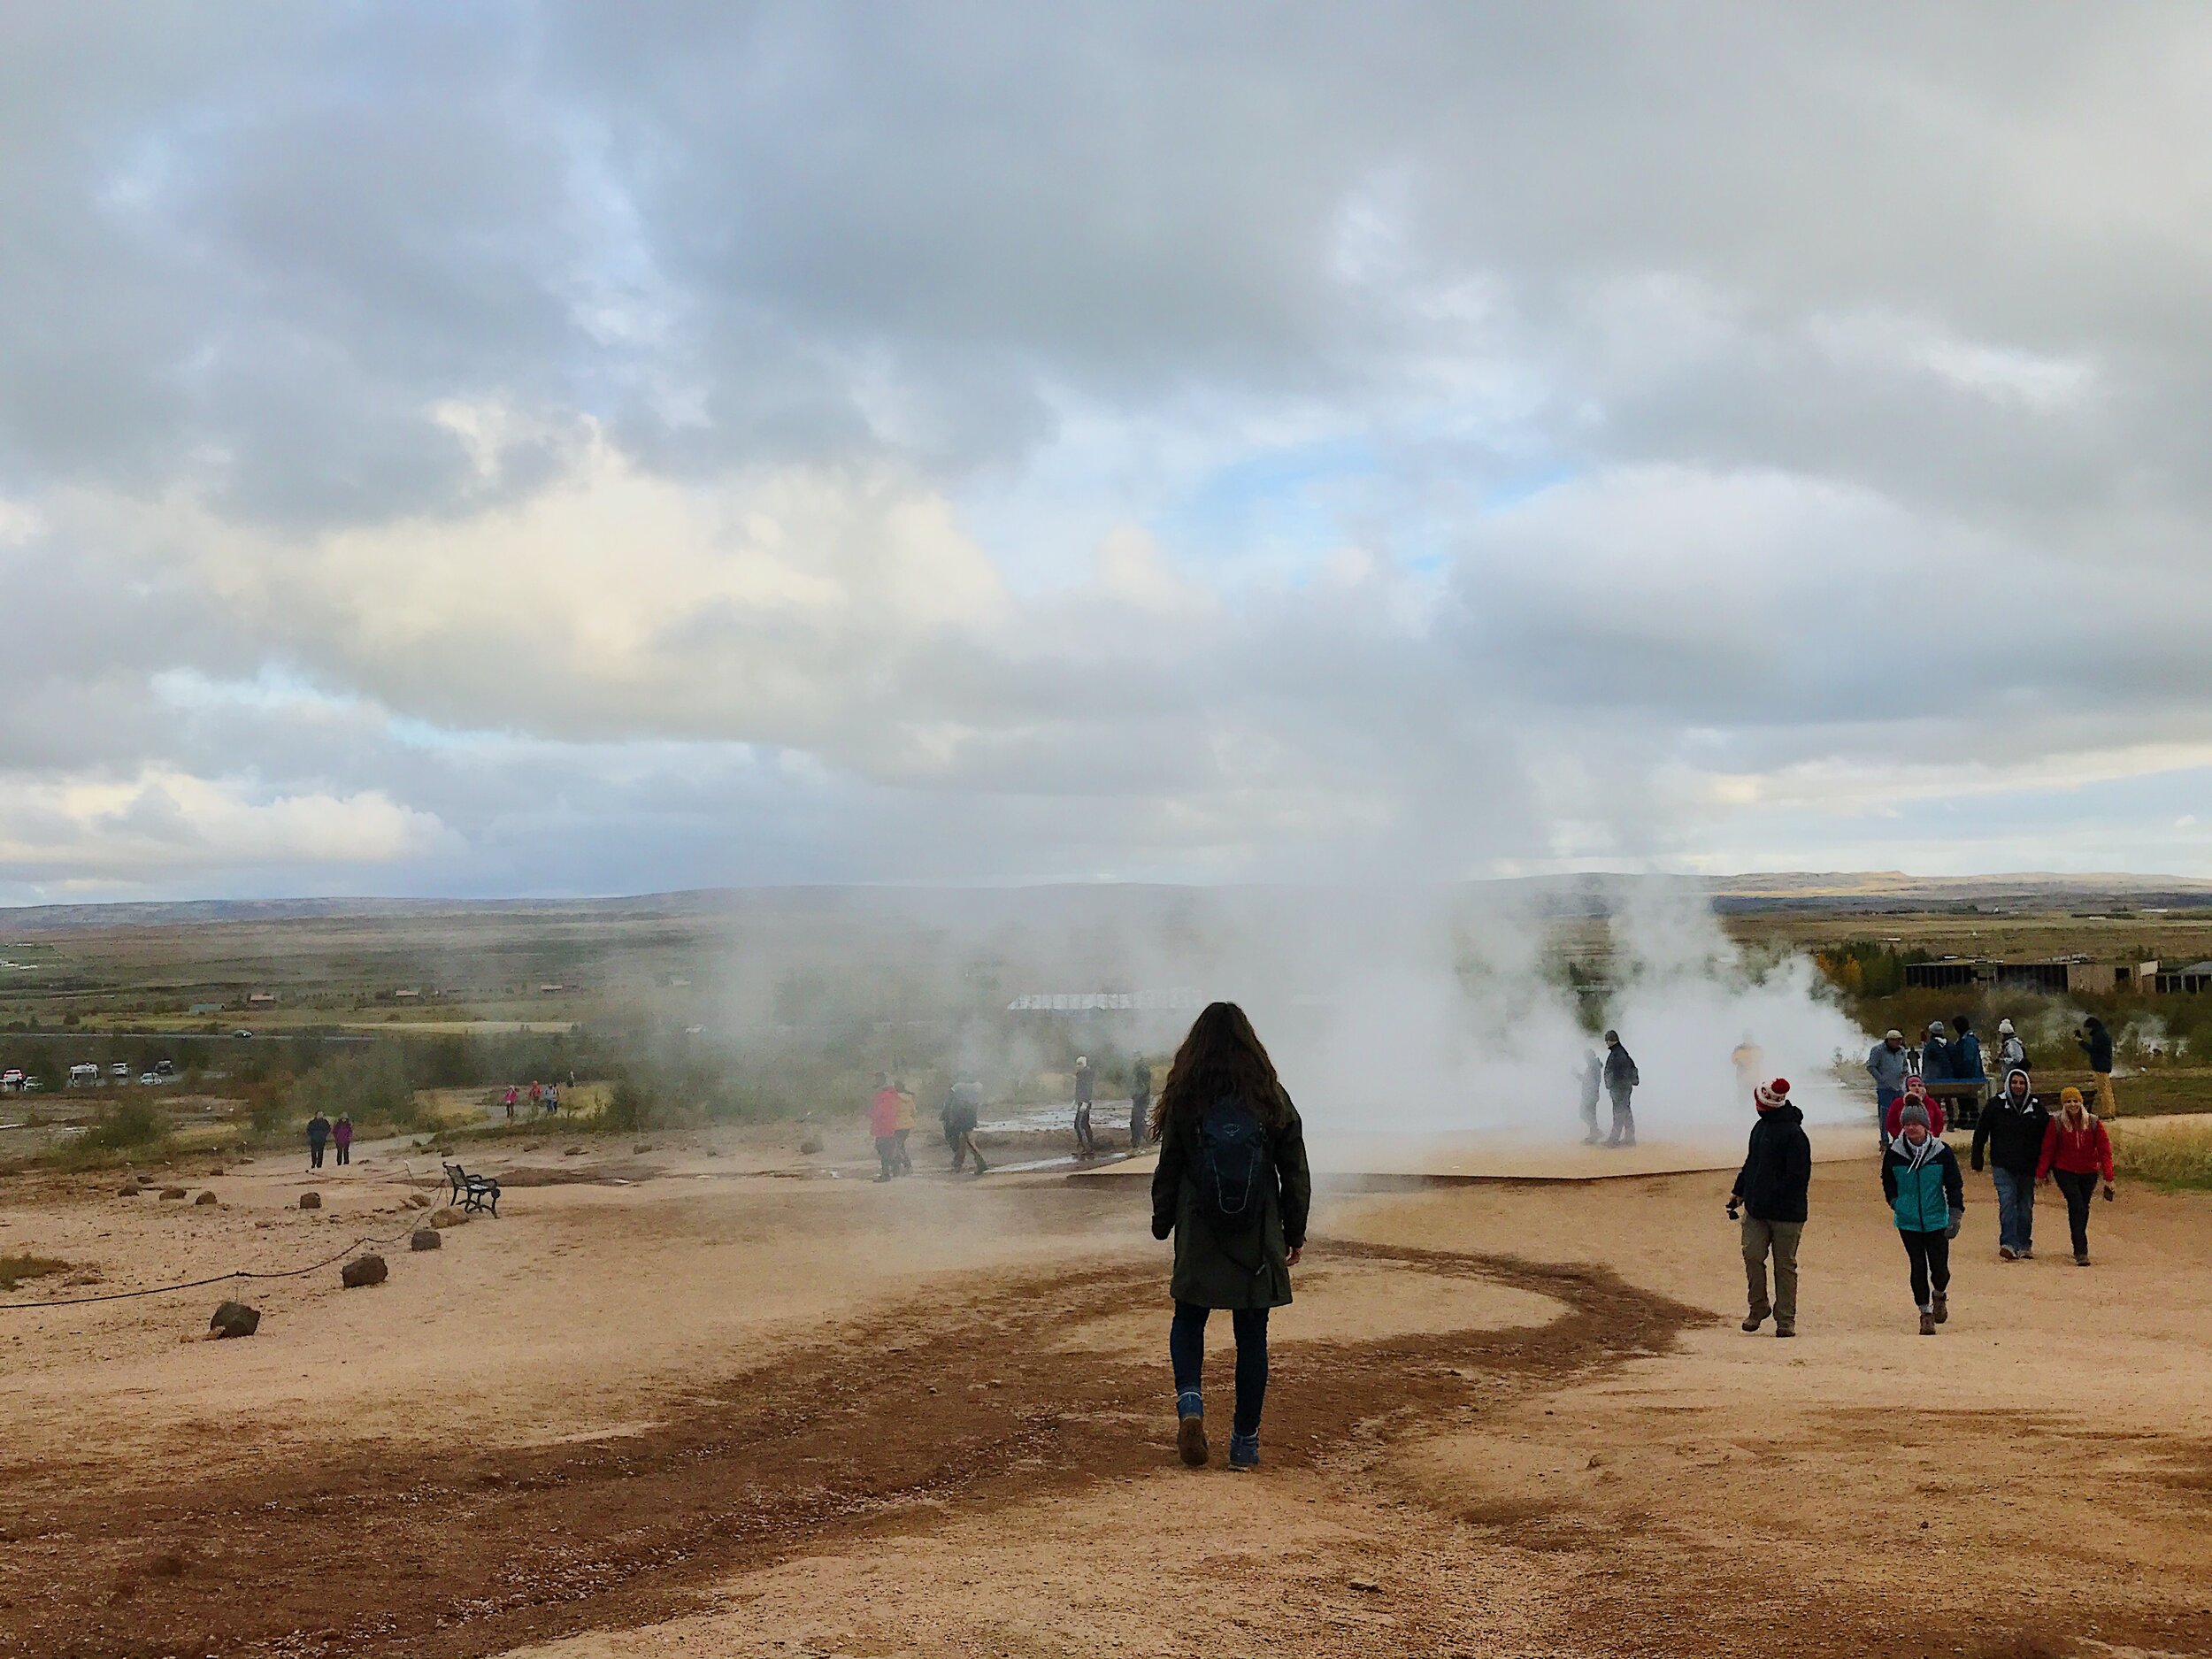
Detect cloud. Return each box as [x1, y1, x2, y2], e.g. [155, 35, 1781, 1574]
[3, 3, 2212, 896]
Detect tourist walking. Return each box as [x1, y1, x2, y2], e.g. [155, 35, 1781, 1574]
[1970, 1068, 2047, 1260]
[2037, 1087, 2115, 1267]
[1577, 1049, 1603, 1146]
[1882, 1100, 1964, 1335]
[332, 1112, 354, 1166]
[1073, 1056, 1096, 1154]
[306, 1111, 331, 1171]
[1602, 1031, 1640, 1148]
[869, 1074, 902, 1182]
[503, 1085, 518, 1120]
[1128, 1056, 1153, 1149]
[2077, 1017, 2118, 1118]
[1916, 1020, 1951, 1082]
[1867, 1029, 1909, 1142]
[1150, 1002, 1311, 1472]
[1884, 1073, 1947, 1141]
[1728, 1079, 1810, 1338]
[941, 1074, 985, 1175]
[1994, 1018, 2028, 1077]
[893, 1078, 917, 1174]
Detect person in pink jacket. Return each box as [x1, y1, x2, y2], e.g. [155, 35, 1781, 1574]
[2036, 1087, 2115, 1266]
[868, 1075, 902, 1183]
[332, 1113, 354, 1166]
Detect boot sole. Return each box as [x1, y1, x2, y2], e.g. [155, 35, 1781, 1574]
[1177, 1416, 1209, 1468]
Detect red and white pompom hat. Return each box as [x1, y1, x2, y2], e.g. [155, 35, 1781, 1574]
[1754, 1078, 1791, 1112]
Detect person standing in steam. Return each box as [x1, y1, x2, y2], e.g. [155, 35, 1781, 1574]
[1072, 1055, 1096, 1154]
[1602, 1031, 1639, 1148]
[1150, 1002, 1310, 1472]
[942, 1073, 986, 1175]
[1576, 1050, 1603, 1146]
[1729, 1078, 1809, 1338]
[869, 1073, 902, 1182]
[1867, 1029, 1909, 1146]
[1128, 1056, 1153, 1150]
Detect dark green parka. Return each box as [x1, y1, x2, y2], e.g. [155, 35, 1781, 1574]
[1150, 1094, 1312, 1310]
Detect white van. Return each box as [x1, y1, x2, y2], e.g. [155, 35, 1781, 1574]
[68, 1064, 101, 1087]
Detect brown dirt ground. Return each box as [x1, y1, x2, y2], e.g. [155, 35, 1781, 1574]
[1, 1125, 2210, 1658]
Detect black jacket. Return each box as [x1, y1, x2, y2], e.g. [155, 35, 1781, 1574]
[1603, 1045, 1640, 1093]
[1731, 1104, 1811, 1224]
[2078, 1025, 2113, 1073]
[1970, 1079, 2049, 1179]
[1151, 1094, 1311, 1310]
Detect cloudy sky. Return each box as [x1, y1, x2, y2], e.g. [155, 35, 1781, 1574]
[4, 3, 2210, 902]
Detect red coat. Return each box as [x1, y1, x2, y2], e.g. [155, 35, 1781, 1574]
[869, 1087, 902, 1138]
[1884, 1095, 1947, 1139]
[2037, 1116, 2113, 1181]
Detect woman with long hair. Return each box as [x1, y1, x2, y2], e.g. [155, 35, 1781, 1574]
[2037, 1086, 2116, 1266]
[1148, 1002, 1311, 1471]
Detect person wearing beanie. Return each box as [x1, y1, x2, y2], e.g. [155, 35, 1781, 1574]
[2076, 1017, 2118, 1119]
[2036, 1086, 2116, 1266]
[1882, 1098, 1965, 1335]
[1918, 1020, 1952, 1083]
[1883, 1072, 1948, 1141]
[1971, 1068, 2049, 1259]
[1728, 1078, 1811, 1337]
[1867, 1029, 1909, 1142]
[1995, 1018, 2028, 1078]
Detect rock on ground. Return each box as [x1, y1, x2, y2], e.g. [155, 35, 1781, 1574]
[158, 1187, 188, 1200]
[208, 1301, 260, 1339]
[427, 1206, 470, 1228]
[298, 1193, 321, 1210]
[194, 1192, 219, 1206]
[410, 1228, 442, 1251]
[340, 1255, 388, 1288]
[404, 1193, 431, 1209]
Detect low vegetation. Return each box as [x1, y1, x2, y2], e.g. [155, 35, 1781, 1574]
[2113, 1121, 2212, 1192]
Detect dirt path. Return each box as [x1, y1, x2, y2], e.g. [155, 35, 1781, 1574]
[0, 1242, 1694, 1659]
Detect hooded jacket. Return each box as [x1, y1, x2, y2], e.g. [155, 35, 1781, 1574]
[1731, 1102, 1811, 1224]
[1996, 1033, 2028, 1074]
[2078, 1022, 2114, 1074]
[1882, 1133, 1964, 1233]
[1866, 1041, 1909, 1095]
[1883, 1091, 1947, 1140]
[1951, 1031, 1985, 1085]
[1970, 1071, 2048, 1179]
[1916, 1033, 1952, 1081]
[868, 1087, 900, 1139]
[1603, 1044, 1640, 1094]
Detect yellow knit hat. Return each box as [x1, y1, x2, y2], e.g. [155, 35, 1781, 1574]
[2060, 1086, 2084, 1106]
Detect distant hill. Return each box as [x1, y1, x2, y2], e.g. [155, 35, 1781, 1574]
[2, 872, 2208, 934]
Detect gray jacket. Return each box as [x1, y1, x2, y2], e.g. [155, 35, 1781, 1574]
[1866, 1041, 1909, 1094]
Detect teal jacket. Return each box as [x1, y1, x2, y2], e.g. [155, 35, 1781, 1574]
[1881, 1135, 1963, 1233]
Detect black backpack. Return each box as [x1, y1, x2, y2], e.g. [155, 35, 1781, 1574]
[1195, 1096, 1272, 1233]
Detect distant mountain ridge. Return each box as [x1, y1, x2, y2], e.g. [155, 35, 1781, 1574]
[2, 872, 2208, 933]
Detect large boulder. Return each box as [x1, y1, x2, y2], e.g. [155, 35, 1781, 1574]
[208, 1301, 260, 1339]
[298, 1192, 321, 1210]
[340, 1255, 388, 1288]
[409, 1227, 442, 1252]
[428, 1206, 469, 1228]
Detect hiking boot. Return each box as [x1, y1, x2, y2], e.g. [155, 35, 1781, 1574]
[1919, 1311, 1937, 1336]
[1998, 1245, 2016, 1262]
[1227, 1431, 1259, 1471]
[1742, 1313, 1765, 1333]
[2075, 1252, 2091, 1267]
[2017, 1248, 2033, 1260]
[1176, 1402, 1209, 1469]
[1774, 1325, 1795, 1339]
[1932, 1293, 1948, 1325]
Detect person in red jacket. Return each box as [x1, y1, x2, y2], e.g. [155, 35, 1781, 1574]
[1883, 1073, 1947, 1141]
[868, 1074, 902, 1183]
[2036, 1086, 2115, 1266]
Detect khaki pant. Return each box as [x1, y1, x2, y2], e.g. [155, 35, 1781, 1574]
[1741, 1217, 1803, 1330]
[2093, 1072, 2118, 1119]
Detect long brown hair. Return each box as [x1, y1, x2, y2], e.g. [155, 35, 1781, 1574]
[1150, 1001, 1292, 1138]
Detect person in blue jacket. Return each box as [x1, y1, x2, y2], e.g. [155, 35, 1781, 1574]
[1866, 1030, 1909, 1144]
[1881, 1099, 1965, 1335]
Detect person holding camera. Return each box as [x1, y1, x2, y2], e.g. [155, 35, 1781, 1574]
[2077, 1017, 2118, 1118]
[1729, 1078, 1810, 1338]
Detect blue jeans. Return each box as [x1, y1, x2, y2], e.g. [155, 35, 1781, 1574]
[1170, 1302, 1269, 1438]
[1990, 1167, 2034, 1254]
[1876, 1087, 1901, 1143]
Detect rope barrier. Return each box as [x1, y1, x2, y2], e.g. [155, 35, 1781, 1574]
[0, 1156, 449, 1310]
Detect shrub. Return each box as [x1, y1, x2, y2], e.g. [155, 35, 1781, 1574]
[599, 1074, 660, 1133]
[80, 1096, 165, 1152]
[2113, 1121, 2212, 1192]
[0, 1255, 68, 1292]
[284, 1046, 419, 1135]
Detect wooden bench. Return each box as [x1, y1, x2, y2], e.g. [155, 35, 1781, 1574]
[442, 1161, 502, 1217]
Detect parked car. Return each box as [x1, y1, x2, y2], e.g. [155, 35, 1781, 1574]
[0, 1069, 23, 1092]
[20, 1077, 41, 1092]
[109, 1062, 130, 1079]
[233, 1030, 254, 1040]
[153, 1058, 176, 1078]
[138, 1072, 159, 1086]
[67, 1064, 100, 1087]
